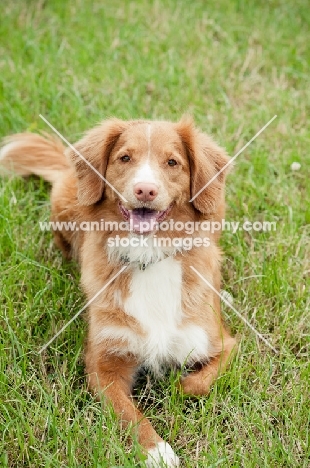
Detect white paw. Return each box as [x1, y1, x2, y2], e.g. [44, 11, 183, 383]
[146, 441, 180, 467]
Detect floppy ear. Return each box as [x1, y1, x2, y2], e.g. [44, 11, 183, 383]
[176, 116, 231, 215]
[67, 119, 128, 205]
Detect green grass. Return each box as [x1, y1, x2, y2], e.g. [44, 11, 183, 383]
[0, 0, 309, 466]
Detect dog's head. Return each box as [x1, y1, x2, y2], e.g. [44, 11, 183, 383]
[68, 117, 230, 233]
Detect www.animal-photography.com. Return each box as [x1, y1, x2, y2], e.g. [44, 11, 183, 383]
[0, 1, 309, 467]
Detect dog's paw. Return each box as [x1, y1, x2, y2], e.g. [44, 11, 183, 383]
[179, 372, 213, 396]
[146, 441, 180, 467]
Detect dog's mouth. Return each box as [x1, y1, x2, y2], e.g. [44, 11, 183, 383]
[119, 203, 172, 234]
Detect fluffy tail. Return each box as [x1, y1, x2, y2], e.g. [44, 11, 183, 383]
[0, 132, 70, 184]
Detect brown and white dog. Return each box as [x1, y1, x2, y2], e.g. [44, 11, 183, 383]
[0, 117, 236, 467]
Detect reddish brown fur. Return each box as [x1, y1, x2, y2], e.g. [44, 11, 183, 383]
[0, 117, 236, 460]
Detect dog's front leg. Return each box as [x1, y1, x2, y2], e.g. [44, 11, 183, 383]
[86, 342, 180, 467]
[180, 335, 236, 396]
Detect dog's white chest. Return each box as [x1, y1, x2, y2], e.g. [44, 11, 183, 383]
[123, 257, 209, 373]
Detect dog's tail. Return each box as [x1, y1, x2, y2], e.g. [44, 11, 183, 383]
[0, 132, 70, 184]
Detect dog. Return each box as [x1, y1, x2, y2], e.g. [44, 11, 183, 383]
[0, 117, 236, 467]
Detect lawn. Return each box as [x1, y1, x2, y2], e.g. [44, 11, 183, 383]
[0, 0, 309, 467]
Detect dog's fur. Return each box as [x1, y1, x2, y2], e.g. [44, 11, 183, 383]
[0, 117, 236, 467]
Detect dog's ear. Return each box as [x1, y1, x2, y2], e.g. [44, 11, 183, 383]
[67, 119, 128, 205]
[176, 116, 231, 215]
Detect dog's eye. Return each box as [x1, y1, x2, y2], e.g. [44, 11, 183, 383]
[167, 159, 177, 166]
[120, 155, 131, 162]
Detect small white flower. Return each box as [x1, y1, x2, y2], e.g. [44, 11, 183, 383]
[290, 162, 301, 171]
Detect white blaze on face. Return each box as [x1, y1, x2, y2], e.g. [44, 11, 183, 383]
[132, 123, 159, 186]
[133, 162, 158, 185]
[147, 122, 151, 159]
